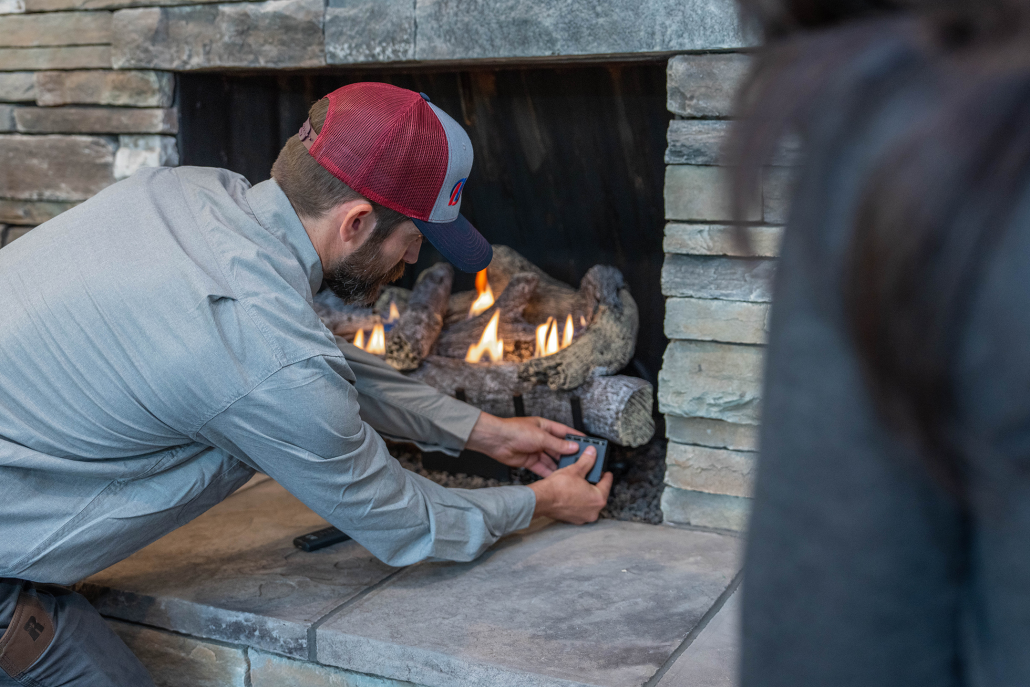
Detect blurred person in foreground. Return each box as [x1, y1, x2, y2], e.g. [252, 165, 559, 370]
[731, 1, 1030, 684]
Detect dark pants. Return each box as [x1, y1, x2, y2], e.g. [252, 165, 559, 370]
[0, 579, 155, 687]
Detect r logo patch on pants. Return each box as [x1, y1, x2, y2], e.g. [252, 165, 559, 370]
[23, 616, 45, 641]
[0, 592, 55, 677]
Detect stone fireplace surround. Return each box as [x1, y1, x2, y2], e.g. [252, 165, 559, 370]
[1, 0, 785, 508]
[0, 2, 781, 681]
[0, 0, 778, 534]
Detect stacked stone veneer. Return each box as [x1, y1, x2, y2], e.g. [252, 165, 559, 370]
[109, 620, 422, 687]
[658, 54, 789, 532]
[0, 0, 747, 245]
[0, 4, 178, 247]
[0, 0, 767, 531]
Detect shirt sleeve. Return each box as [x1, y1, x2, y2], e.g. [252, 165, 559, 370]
[335, 337, 481, 456]
[194, 355, 536, 566]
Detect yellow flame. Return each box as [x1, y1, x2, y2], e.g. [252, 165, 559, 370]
[367, 322, 386, 355]
[580, 315, 587, 328]
[546, 319, 559, 354]
[535, 317, 553, 358]
[388, 301, 400, 323]
[468, 269, 495, 318]
[353, 329, 365, 350]
[534, 314, 577, 358]
[466, 310, 504, 363]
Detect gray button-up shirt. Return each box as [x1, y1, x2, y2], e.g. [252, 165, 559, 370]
[0, 166, 535, 585]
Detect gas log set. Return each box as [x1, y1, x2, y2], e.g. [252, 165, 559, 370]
[314, 246, 655, 448]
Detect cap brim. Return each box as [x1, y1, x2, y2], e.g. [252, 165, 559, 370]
[411, 213, 492, 273]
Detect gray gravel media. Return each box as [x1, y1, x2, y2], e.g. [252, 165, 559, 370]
[387, 439, 666, 524]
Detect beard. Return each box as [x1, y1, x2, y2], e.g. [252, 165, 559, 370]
[322, 237, 406, 306]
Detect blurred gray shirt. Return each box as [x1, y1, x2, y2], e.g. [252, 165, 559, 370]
[0, 166, 534, 585]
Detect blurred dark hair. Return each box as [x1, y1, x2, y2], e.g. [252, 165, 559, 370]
[729, 0, 1030, 486]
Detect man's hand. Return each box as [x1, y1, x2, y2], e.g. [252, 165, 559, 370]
[528, 447, 612, 524]
[465, 412, 581, 477]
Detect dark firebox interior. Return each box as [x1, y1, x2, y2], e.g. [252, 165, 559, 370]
[177, 63, 670, 387]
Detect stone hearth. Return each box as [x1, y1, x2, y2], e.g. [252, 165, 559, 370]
[80, 475, 743, 687]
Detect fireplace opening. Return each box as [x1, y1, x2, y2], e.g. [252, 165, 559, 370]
[178, 63, 670, 522]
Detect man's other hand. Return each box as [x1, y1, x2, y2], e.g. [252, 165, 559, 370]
[528, 447, 612, 524]
[465, 413, 581, 477]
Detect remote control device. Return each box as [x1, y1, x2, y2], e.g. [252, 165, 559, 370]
[557, 434, 609, 484]
[293, 526, 351, 552]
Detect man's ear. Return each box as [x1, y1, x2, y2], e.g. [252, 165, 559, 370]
[338, 201, 375, 246]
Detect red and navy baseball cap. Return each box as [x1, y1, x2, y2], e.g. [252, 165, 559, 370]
[298, 82, 490, 273]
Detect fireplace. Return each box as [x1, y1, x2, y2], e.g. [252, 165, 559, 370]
[0, 4, 767, 682]
[174, 64, 672, 520]
[0, 0, 768, 532]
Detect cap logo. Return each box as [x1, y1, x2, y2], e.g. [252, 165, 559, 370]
[448, 178, 467, 206]
[298, 119, 316, 150]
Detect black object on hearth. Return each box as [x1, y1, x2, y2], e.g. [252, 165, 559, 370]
[293, 526, 351, 552]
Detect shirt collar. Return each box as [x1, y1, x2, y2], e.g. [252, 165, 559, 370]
[245, 179, 324, 297]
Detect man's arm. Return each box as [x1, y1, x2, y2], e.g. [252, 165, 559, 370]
[196, 355, 535, 565]
[195, 355, 611, 566]
[337, 338, 479, 455]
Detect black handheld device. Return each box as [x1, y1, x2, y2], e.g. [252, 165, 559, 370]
[557, 434, 609, 484]
[293, 526, 351, 552]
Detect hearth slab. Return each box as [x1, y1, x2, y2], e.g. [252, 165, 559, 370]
[656, 590, 740, 687]
[81, 475, 397, 659]
[82, 477, 742, 685]
[315, 519, 742, 687]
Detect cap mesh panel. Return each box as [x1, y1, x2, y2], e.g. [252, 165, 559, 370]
[310, 83, 448, 220]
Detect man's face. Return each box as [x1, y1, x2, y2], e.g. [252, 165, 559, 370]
[323, 219, 422, 305]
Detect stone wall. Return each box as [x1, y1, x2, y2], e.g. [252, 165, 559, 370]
[0, 0, 746, 243]
[0, 0, 768, 531]
[110, 618, 423, 687]
[0, 4, 178, 243]
[659, 54, 786, 532]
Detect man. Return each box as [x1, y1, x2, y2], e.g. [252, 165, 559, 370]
[0, 83, 612, 685]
